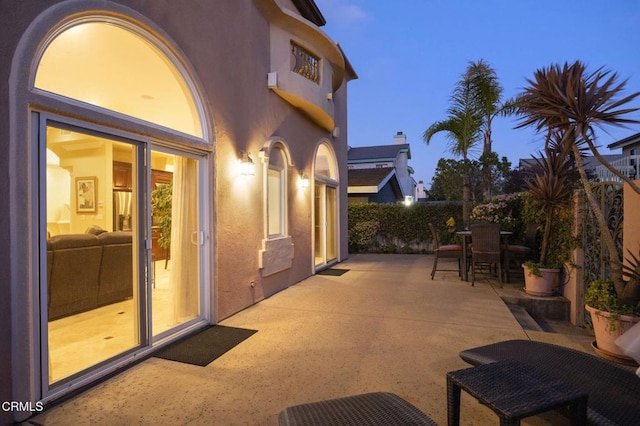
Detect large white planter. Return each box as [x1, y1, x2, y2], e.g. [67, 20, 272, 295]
[522, 265, 559, 296]
[586, 304, 640, 365]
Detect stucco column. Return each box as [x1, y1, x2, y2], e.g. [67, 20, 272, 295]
[624, 180, 640, 266]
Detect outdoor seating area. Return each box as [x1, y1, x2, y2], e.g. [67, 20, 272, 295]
[432, 222, 521, 285]
[278, 340, 640, 425]
[459, 339, 640, 425]
[28, 253, 604, 425]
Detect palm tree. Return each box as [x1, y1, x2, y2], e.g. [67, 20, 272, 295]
[525, 129, 577, 266]
[516, 61, 640, 303]
[424, 77, 483, 224]
[465, 59, 504, 202]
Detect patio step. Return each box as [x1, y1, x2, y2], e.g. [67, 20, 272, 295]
[505, 303, 545, 332]
[500, 293, 570, 322]
[495, 279, 571, 322]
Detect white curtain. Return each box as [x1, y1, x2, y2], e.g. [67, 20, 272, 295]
[169, 156, 199, 323]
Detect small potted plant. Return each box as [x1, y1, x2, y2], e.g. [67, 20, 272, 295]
[585, 250, 640, 363]
[521, 132, 577, 296]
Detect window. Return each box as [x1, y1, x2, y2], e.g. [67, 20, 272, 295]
[291, 42, 320, 84]
[259, 141, 293, 276]
[268, 146, 287, 237]
[35, 21, 204, 137]
[29, 15, 209, 396]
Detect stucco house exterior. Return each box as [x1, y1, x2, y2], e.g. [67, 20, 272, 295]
[519, 154, 624, 181]
[601, 132, 640, 181]
[347, 131, 416, 204]
[0, 0, 356, 422]
[519, 132, 640, 183]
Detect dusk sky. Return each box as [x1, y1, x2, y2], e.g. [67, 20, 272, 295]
[315, 0, 640, 185]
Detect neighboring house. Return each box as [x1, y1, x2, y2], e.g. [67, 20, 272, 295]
[347, 167, 404, 203]
[0, 1, 356, 421]
[415, 180, 429, 201]
[519, 154, 625, 181]
[347, 131, 416, 203]
[600, 133, 640, 181]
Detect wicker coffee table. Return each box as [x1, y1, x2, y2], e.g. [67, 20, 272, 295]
[447, 359, 587, 426]
[279, 392, 436, 426]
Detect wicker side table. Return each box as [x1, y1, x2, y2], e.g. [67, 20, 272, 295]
[447, 359, 587, 426]
[279, 392, 436, 426]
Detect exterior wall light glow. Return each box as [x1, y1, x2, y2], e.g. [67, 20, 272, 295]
[404, 195, 414, 207]
[239, 150, 255, 176]
[299, 173, 310, 189]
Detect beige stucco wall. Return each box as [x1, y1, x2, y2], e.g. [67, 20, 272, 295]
[624, 181, 640, 260]
[1, 0, 353, 418]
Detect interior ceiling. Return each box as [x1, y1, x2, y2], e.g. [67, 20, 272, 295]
[46, 125, 174, 169]
[35, 21, 201, 137]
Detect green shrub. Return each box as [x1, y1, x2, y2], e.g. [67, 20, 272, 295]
[348, 220, 379, 253]
[348, 202, 463, 253]
[400, 245, 415, 254]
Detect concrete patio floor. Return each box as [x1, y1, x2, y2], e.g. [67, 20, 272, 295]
[25, 254, 594, 425]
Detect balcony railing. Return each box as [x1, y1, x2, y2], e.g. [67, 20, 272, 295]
[595, 155, 640, 181]
[291, 42, 319, 84]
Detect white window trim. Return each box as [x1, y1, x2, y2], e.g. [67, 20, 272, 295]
[260, 138, 293, 240]
[258, 138, 294, 276]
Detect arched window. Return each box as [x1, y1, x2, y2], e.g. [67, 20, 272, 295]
[35, 20, 204, 137]
[314, 143, 337, 180]
[25, 12, 210, 395]
[259, 139, 294, 277]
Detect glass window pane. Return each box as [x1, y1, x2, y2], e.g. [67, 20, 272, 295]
[315, 144, 336, 179]
[268, 169, 282, 236]
[326, 187, 337, 261]
[35, 22, 202, 137]
[46, 125, 139, 384]
[314, 185, 323, 266]
[151, 153, 200, 335]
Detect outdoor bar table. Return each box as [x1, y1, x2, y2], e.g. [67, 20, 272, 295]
[456, 230, 512, 282]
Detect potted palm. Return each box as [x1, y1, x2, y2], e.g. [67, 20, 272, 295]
[515, 61, 640, 360]
[521, 132, 577, 296]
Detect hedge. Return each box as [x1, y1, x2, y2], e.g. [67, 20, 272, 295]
[348, 202, 463, 254]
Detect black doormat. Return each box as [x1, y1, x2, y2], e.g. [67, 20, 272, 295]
[154, 325, 257, 366]
[317, 268, 350, 276]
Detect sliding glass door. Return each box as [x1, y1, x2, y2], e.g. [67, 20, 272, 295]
[150, 149, 202, 339]
[45, 123, 143, 384]
[313, 143, 339, 270]
[314, 183, 338, 269]
[43, 120, 206, 388]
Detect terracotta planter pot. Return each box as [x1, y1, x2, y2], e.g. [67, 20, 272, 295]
[586, 304, 640, 365]
[522, 265, 559, 296]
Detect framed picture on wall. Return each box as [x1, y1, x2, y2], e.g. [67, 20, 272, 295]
[76, 176, 97, 213]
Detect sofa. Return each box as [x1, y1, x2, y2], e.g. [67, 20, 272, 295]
[47, 231, 133, 321]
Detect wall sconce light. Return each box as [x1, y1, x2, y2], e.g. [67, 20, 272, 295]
[299, 173, 310, 189]
[404, 195, 414, 207]
[239, 151, 255, 176]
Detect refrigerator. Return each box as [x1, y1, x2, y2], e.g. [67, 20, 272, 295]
[113, 190, 133, 231]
